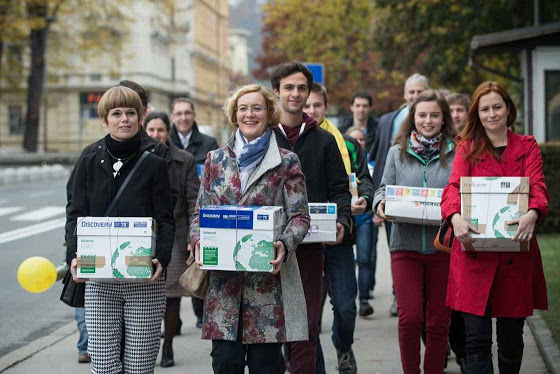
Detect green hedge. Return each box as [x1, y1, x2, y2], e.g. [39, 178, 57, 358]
[538, 143, 560, 234]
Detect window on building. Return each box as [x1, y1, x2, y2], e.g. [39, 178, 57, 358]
[545, 70, 560, 141]
[8, 106, 24, 135]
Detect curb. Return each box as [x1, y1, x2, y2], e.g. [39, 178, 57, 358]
[527, 313, 560, 374]
[0, 321, 76, 373]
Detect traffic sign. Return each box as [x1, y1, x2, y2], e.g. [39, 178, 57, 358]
[304, 63, 325, 85]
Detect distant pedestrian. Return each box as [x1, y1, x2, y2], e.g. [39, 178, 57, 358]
[190, 84, 311, 373]
[272, 62, 352, 374]
[145, 111, 200, 368]
[76, 308, 90, 363]
[441, 81, 549, 373]
[369, 73, 430, 317]
[66, 86, 175, 373]
[446, 93, 470, 132]
[375, 89, 456, 374]
[338, 92, 378, 152]
[168, 97, 219, 327]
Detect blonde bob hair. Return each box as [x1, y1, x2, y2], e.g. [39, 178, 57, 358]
[224, 84, 281, 128]
[98, 86, 143, 122]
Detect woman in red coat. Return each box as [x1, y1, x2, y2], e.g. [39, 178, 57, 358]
[441, 81, 549, 374]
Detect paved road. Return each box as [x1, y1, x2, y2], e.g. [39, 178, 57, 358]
[0, 179, 73, 358]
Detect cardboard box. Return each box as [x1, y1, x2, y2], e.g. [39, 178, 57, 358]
[384, 185, 443, 226]
[199, 206, 283, 272]
[303, 203, 337, 243]
[77, 217, 156, 280]
[461, 177, 530, 252]
[349, 173, 359, 204]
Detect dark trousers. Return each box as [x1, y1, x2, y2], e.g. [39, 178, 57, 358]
[356, 221, 378, 299]
[288, 246, 324, 374]
[192, 297, 204, 320]
[463, 303, 525, 374]
[449, 311, 466, 360]
[315, 242, 358, 373]
[211, 334, 282, 374]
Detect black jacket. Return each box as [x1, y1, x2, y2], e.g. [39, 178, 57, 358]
[274, 120, 352, 246]
[339, 115, 378, 154]
[65, 145, 176, 269]
[66, 128, 179, 212]
[169, 122, 219, 165]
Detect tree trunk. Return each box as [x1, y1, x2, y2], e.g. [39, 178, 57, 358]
[23, 2, 48, 152]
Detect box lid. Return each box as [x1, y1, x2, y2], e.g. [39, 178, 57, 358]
[386, 185, 442, 203]
[308, 203, 337, 219]
[77, 217, 156, 236]
[199, 205, 282, 229]
[460, 177, 529, 194]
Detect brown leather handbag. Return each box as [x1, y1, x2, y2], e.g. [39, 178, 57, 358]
[179, 252, 209, 299]
[434, 220, 454, 253]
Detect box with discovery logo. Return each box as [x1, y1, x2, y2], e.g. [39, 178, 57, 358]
[461, 177, 529, 252]
[384, 185, 443, 226]
[303, 203, 337, 243]
[76, 217, 157, 280]
[199, 206, 283, 272]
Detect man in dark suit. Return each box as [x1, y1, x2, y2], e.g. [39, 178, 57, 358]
[169, 98, 219, 166]
[369, 73, 429, 317]
[168, 97, 219, 328]
[338, 92, 378, 153]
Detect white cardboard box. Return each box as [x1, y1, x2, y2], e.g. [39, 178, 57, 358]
[77, 217, 156, 280]
[349, 173, 359, 204]
[303, 203, 337, 243]
[385, 185, 443, 226]
[199, 206, 283, 272]
[461, 177, 530, 252]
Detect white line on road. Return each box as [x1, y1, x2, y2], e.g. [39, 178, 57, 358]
[0, 207, 24, 217]
[11, 206, 66, 221]
[0, 217, 66, 245]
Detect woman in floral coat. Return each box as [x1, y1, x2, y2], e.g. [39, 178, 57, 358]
[190, 84, 311, 374]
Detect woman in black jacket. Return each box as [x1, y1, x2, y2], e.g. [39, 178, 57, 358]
[66, 86, 175, 373]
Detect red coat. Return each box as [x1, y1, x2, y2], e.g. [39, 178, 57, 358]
[441, 131, 549, 317]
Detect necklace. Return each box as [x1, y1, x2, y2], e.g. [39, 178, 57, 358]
[106, 149, 132, 178]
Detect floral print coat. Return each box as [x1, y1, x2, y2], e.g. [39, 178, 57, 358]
[190, 132, 310, 344]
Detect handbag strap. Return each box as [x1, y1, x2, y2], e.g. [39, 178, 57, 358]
[104, 151, 150, 216]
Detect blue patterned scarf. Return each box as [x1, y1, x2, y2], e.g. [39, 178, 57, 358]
[236, 128, 272, 172]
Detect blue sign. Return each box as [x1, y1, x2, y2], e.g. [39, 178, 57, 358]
[304, 63, 325, 85]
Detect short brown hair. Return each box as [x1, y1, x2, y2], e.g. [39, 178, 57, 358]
[98, 86, 143, 122]
[172, 97, 195, 113]
[270, 61, 313, 92]
[459, 81, 517, 162]
[310, 82, 328, 105]
[224, 84, 281, 129]
[446, 93, 470, 110]
[394, 89, 456, 167]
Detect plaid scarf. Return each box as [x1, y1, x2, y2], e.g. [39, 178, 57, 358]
[409, 130, 442, 161]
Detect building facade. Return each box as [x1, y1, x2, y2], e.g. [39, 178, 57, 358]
[0, 0, 230, 152]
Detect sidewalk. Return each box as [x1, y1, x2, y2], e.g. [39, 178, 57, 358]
[1, 227, 549, 373]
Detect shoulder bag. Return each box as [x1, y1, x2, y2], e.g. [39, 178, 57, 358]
[60, 151, 150, 307]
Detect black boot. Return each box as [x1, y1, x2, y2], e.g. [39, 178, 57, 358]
[466, 353, 493, 374]
[498, 353, 522, 374]
[160, 346, 174, 368]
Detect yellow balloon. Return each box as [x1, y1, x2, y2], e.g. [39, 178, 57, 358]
[17, 257, 57, 293]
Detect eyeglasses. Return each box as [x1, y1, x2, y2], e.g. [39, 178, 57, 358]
[237, 105, 265, 114]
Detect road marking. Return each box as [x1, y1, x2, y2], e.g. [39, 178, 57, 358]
[11, 206, 66, 221]
[29, 191, 56, 199]
[0, 207, 25, 217]
[0, 217, 66, 244]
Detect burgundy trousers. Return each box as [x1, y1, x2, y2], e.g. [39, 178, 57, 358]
[288, 245, 324, 374]
[391, 250, 451, 374]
